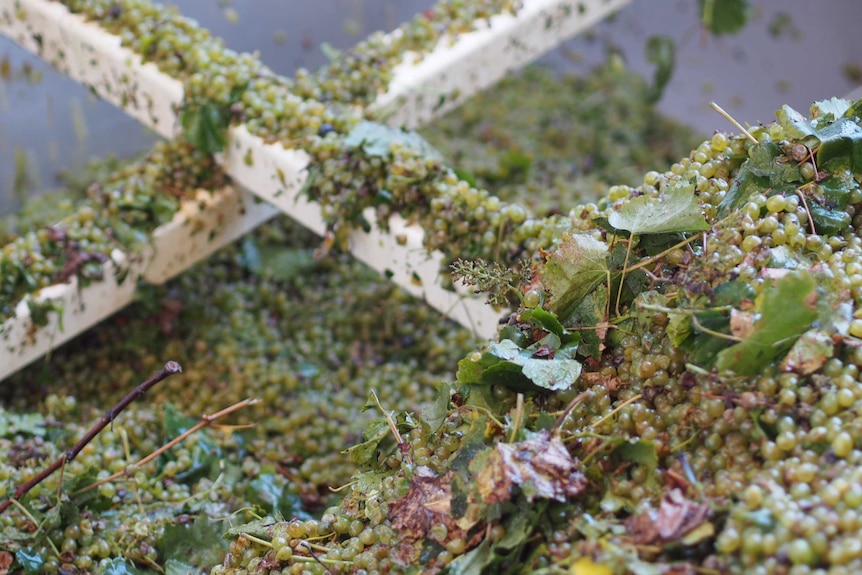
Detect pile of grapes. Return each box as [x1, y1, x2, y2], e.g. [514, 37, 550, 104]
[2, 1, 862, 574]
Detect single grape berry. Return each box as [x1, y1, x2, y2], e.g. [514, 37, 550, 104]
[318, 123, 335, 137]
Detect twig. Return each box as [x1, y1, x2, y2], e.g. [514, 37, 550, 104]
[552, 391, 591, 433]
[300, 541, 337, 575]
[369, 390, 413, 466]
[75, 397, 258, 496]
[508, 393, 525, 443]
[0, 361, 182, 515]
[709, 102, 757, 144]
[795, 189, 817, 235]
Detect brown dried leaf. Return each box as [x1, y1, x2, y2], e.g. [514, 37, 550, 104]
[389, 467, 467, 543]
[579, 371, 623, 393]
[476, 430, 587, 504]
[0, 551, 11, 575]
[729, 309, 755, 339]
[626, 489, 711, 545]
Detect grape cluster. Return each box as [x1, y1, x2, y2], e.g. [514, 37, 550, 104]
[0, 139, 226, 321]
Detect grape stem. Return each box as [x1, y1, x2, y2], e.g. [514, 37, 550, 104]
[709, 102, 758, 144]
[0, 361, 182, 515]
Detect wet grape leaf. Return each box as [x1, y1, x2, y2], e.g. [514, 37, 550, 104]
[452, 167, 478, 187]
[13, 549, 43, 575]
[777, 104, 862, 178]
[459, 332, 582, 392]
[563, 286, 608, 359]
[164, 559, 196, 575]
[520, 306, 579, 345]
[488, 337, 582, 392]
[158, 515, 226, 570]
[667, 311, 692, 347]
[181, 101, 229, 153]
[607, 180, 708, 235]
[344, 408, 417, 468]
[716, 271, 818, 374]
[699, 0, 749, 35]
[718, 143, 804, 215]
[419, 382, 452, 432]
[615, 439, 658, 471]
[344, 121, 442, 160]
[812, 98, 853, 125]
[474, 430, 587, 504]
[715, 280, 756, 306]
[448, 536, 492, 575]
[257, 247, 316, 281]
[343, 418, 391, 467]
[246, 473, 310, 519]
[239, 238, 316, 281]
[100, 558, 149, 575]
[163, 405, 219, 481]
[0, 407, 45, 438]
[541, 233, 609, 321]
[645, 35, 674, 103]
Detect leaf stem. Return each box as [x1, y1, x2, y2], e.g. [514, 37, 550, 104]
[691, 314, 743, 342]
[589, 393, 643, 430]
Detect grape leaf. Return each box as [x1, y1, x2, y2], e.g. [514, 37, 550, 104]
[449, 536, 492, 575]
[519, 306, 580, 346]
[458, 335, 582, 392]
[715, 271, 818, 375]
[246, 473, 310, 519]
[181, 101, 229, 153]
[699, 0, 749, 35]
[419, 382, 452, 432]
[776, 104, 862, 178]
[98, 558, 149, 575]
[165, 559, 197, 575]
[541, 233, 609, 321]
[564, 286, 608, 358]
[645, 36, 675, 103]
[666, 311, 692, 347]
[489, 337, 582, 392]
[342, 418, 391, 467]
[615, 439, 658, 471]
[718, 142, 804, 215]
[344, 121, 442, 159]
[158, 515, 226, 572]
[14, 549, 44, 575]
[0, 407, 45, 438]
[811, 98, 853, 126]
[606, 180, 709, 235]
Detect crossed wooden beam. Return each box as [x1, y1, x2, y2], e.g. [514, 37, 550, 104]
[0, 0, 630, 381]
